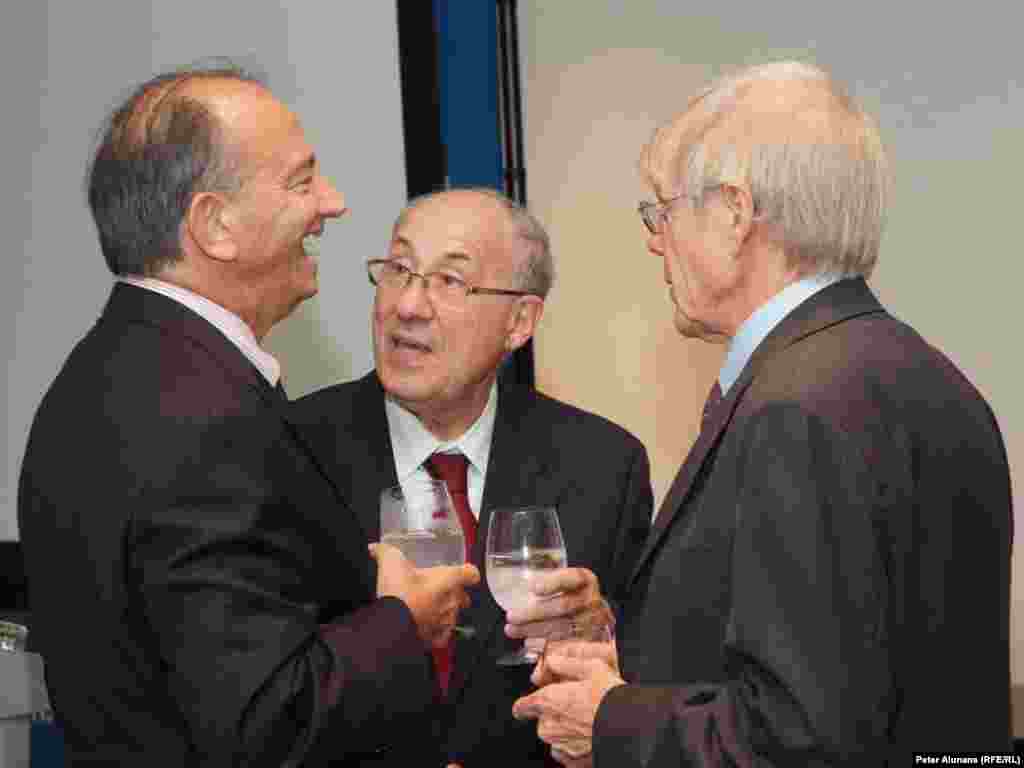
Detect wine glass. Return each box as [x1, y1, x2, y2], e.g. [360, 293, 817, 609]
[379, 478, 465, 567]
[485, 505, 567, 665]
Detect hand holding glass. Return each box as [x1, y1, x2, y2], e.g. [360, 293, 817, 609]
[485, 505, 568, 665]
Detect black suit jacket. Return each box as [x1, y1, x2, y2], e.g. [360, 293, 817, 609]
[595, 278, 1013, 766]
[18, 283, 436, 767]
[291, 371, 653, 767]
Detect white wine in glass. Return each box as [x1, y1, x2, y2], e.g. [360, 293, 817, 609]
[485, 505, 567, 665]
[379, 479, 465, 567]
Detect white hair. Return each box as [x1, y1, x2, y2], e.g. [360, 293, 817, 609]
[646, 61, 890, 278]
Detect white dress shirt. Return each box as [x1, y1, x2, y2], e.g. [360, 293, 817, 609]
[120, 276, 281, 387]
[384, 383, 497, 520]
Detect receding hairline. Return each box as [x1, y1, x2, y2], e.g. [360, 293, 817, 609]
[119, 72, 271, 154]
[394, 187, 552, 295]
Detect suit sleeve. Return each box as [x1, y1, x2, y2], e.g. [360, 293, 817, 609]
[129, 410, 435, 767]
[608, 440, 654, 608]
[594, 402, 891, 766]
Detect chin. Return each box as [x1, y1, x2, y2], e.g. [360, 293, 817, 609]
[673, 311, 705, 340]
[377, 364, 436, 404]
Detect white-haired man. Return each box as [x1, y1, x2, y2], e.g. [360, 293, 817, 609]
[510, 62, 1013, 765]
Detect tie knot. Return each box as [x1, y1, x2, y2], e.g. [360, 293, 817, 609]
[425, 452, 469, 494]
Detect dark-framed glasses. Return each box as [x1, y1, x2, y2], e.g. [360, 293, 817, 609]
[637, 193, 689, 234]
[366, 259, 537, 308]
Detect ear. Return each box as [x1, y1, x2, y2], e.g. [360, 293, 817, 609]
[505, 296, 545, 352]
[719, 183, 755, 251]
[184, 191, 239, 263]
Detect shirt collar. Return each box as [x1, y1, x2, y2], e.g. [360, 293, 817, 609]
[719, 273, 843, 395]
[119, 276, 281, 386]
[385, 381, 498, 482]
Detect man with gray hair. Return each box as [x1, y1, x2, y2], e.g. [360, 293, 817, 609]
[509, 62, 1013, 764]
[292, 187, 652, 767]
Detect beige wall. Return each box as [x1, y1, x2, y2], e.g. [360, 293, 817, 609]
[520, 0, 1024, 728]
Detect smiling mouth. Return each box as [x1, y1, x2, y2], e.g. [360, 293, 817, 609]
[391, 334, 432, 354]
[302, 234, 321, 260]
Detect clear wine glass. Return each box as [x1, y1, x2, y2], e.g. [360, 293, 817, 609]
[485, 505, 567, 665]
[379, 478, 465, 567]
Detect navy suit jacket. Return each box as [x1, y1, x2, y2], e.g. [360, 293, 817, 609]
[291, 370, 653, 767]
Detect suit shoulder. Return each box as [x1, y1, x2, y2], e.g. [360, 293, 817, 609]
[291, 373, 375, 426]
[528, 390, 645, 453]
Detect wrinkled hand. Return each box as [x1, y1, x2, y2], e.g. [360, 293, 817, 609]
[369, 543, 479, 648]
[504, 567, 613, 642]
[513, 649, 625, 764]
[533, 635, 619, 689]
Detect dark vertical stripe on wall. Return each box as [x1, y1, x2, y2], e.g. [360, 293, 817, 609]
[495, 0, 534, 387]
[396, 0, 446, 197]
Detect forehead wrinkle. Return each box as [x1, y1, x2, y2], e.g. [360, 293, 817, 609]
[390, 235, 474, 268]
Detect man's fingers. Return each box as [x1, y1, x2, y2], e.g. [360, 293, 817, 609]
[528, 567, 594, 597]
[540, 652, 595, 682]
[506, 592, 581, 625]
[512, 689, 546, 720]
[434, 562, 480, 587]
[505, 617, 568, 639]
[368, 541, 405, 562]
[461, 563, 481, 585]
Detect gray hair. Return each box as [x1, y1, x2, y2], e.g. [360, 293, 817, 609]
[87, 61, 265, 276]
[396, 187, 554, 298]
[643, 61, 890, 278]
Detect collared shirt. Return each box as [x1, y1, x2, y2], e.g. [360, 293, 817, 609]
[120, 276, 281, 387]
[719, 273, 844, 395]
[384, 382, 498, 520]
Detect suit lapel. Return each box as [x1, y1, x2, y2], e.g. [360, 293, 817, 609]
[294, 373, 397, 545]
[447, 380, 555, 703]
[628, 385, 739, 586]
[629, 278, 887, 587]
[344, 375, 400, 542]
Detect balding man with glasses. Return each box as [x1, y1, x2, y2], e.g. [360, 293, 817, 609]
[291, 187, 652, 767]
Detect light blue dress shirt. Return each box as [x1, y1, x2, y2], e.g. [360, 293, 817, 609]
[718, 273, 844, 395]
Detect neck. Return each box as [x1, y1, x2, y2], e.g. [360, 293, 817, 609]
[157, 264, 272, 341]
[398, 382, 494, 443]
[725, 241, 801, 334]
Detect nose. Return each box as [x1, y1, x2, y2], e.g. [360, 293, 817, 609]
[395, 274, 435, 321]
[318, 176, 348, 219]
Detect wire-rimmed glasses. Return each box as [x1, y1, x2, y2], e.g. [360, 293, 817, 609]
[637, 193, 689, 234]
[367, 259, 537, 309]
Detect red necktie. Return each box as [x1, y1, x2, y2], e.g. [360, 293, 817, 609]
[424, 452, 476, 695]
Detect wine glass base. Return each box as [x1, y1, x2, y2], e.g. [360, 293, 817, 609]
[496, 649, 539, 666]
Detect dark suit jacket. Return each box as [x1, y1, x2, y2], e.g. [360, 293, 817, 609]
[595, 278, 1013, 766]
[291, 371, 653, 767]
[18, 283, 436, 767]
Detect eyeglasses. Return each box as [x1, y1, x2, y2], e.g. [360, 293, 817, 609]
[366, 259, 537, 308]
[637, 193, 690, 234]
